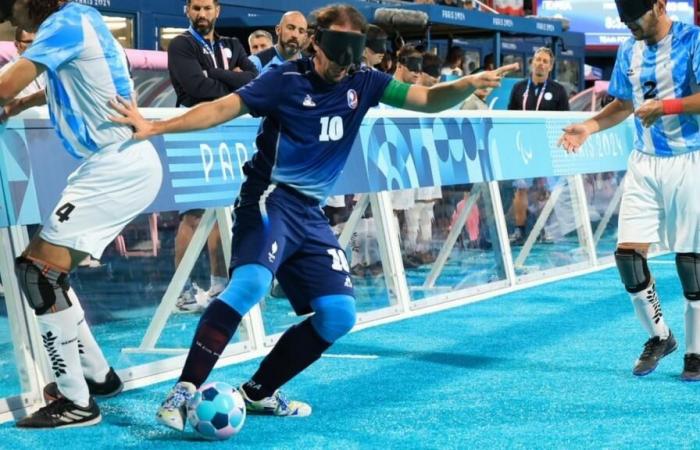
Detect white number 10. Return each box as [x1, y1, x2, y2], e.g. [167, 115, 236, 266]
[319, 116, 344, 142]
[327, 249, 350, 272]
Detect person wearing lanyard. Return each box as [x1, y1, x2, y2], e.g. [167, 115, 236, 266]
[167, 0, 258, 314]
[506, 47, 569, 245]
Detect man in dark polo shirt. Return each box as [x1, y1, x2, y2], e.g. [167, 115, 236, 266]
[507, 47, 569, 245]
[168, 0, 258, 311]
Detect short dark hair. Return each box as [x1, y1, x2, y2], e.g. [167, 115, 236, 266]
[27, 0, 60, 27]
[397, 45, 421, 61]
[311, 4, 367, 34]
[14, 26, 25, 42]
[422, 52, 442, 77]
[366, 24, 387, 42]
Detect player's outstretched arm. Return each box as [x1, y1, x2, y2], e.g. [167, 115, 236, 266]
[558, 98, 633, 153]
[109, 93, 249, 140]
[0, 59, 44, 106]
[398, 63, 519, 113]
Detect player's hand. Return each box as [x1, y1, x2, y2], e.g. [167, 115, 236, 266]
[1, 99, 21, 123]
[558, 123, 591, 154]
[470, 63, 520, 89]
[108, 96, 155, 140]
[635, 99, 662, 128]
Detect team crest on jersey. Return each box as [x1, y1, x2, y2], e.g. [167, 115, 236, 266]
[347, 89, 358, 109]
[303, 94, 316, 108]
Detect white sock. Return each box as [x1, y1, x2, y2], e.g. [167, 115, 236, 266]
[69, 289, 110, 383]
[210, 275, 228, 290]
[630, 281, 670, 339]
[37, 305, 90, 407]
[685, 300, 700, 354]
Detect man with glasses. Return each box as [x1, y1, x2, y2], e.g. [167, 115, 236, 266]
[560, 0, 700, 381]
[0, 27, 44, 117]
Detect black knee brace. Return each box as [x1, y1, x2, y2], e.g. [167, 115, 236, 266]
[14, 256, 72, 315]
[615, 248, 651, 293]
[676, 253, 700, 301]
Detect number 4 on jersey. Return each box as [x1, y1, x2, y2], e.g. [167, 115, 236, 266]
[55, 202, 76, 223]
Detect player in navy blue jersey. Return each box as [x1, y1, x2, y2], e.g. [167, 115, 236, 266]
[560, 0, 700, 381]
[111, 4, 517, 430]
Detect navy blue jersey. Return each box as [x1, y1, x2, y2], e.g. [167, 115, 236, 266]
[236, 58, 393, 201]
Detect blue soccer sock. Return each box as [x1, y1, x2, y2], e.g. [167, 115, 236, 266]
[243, 318, 331, 400]
[179, 299, 242, 387]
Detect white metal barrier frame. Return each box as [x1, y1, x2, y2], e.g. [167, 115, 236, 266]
[0, 171, 625, 423]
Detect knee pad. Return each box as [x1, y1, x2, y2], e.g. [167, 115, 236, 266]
[218, 264, 273, 316]
[676, 253, 700, 301]
[614, 248, 650, 293]
[310, 295, 356, 343]
[14, 256, 72, 315]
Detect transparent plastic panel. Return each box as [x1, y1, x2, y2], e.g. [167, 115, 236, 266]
[585, 171, 625, 260]
[260, 194, 394, 335]
[0, 272, 20, 399]
[392, 184, 507, 302]
[500, 176, 590, 277]
[66, 210, 249, 369]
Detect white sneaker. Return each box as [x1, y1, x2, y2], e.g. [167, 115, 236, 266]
[238, 387, 311, 417]
[174, 282, 205, 314]
[156, 381, 196, 431]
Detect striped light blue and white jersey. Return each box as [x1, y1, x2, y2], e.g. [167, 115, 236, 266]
[609, 21, 700, 156]
[21, 2, 134, 159]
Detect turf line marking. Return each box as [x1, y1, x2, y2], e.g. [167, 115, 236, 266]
[322, 354, 379, 360]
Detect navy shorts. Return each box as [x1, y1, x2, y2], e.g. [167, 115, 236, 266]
[230, 178, 354, 315]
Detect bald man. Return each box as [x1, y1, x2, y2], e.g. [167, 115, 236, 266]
[249, 10, 307, 75]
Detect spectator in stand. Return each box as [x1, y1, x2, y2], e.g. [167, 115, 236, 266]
[247, 30, 273, 55]
[506, 46, 569, 245]
[249, 11, 307, 74]
[168, 0, 258, 313]
[441, 46, 465, 78]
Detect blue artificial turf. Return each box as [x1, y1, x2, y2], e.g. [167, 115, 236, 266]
[1, 254, 698, 449]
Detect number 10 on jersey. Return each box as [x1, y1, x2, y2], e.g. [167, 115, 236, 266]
[319, 116, 344, 142]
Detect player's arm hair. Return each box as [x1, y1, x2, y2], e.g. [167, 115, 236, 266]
[400, 76, 477, 113]
[582, 98, 634, 134]
[669, 92, 700, 115]
[151, 93, 249, 135]
[5, 90, 47, 117]
[0, 59, 44, 106]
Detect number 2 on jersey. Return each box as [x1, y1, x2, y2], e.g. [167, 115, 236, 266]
[319, 116, 344, 142]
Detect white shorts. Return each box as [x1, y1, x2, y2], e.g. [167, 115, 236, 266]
[40, 140, 162, 258]
[618, 151, 700, 252]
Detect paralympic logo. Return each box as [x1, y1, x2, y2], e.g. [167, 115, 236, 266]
[515, 131, 534, 165]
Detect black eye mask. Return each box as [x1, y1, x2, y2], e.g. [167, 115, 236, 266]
[315, 28, 367, 67]
[366, 37, 387, 55]
[400, 56, 423, 73]
[615, 0, 655, 23]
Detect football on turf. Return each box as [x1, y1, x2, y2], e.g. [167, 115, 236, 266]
[187, 381, 246, 440]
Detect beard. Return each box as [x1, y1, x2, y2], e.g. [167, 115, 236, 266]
[192, 18, 213, 36]
[280, 37, 300, 54]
